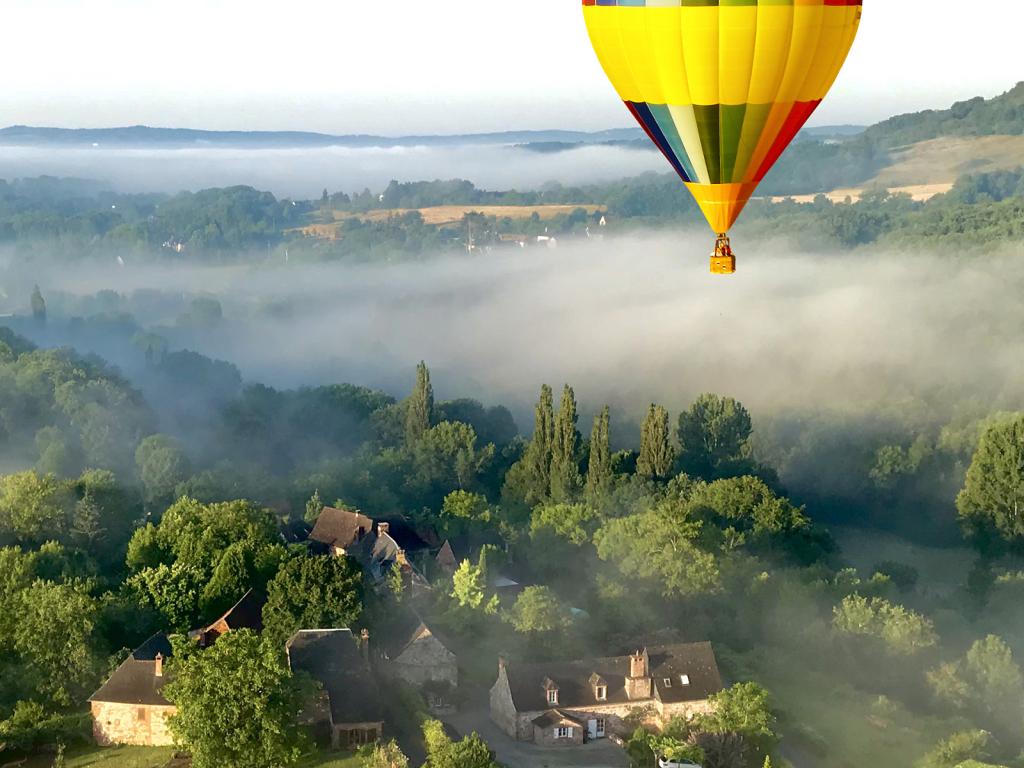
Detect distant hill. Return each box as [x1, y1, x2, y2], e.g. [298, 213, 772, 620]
[0, 124, 645, 149]
[865, 81, 1024, 147]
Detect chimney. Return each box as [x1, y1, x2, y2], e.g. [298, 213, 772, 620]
[377, 522, 390, 537]
[625, 648, 651, 700]
[360, 629, 370, 663]
[498, 655, 507, 673]
[396, 548, 408, 567]
[154, 653, 164, 678]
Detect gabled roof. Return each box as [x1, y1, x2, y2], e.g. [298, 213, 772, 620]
[309, 507, 373, 549]
[89, 633, 174, 706]
[190, 589, 265, 641]
[286, 629, 383, 725]
[504, 643, 722, 712]
[532, 710, 584, 728]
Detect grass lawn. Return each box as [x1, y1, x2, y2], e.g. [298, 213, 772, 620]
[22, 746, 175, 768]
[723, 648, 957, 768]
[296, 752, 363, 768]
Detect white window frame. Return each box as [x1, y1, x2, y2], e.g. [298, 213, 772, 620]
[680, 674, 690, 686]
[555, 726, 572, 739]
[663, 678, 673, 688]
[596, 718, 606, 737]
[547, 689, 559, 705]
[595, 685, 607, 701]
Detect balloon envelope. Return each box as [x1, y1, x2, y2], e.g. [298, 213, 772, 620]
[583, 0, 863, 234]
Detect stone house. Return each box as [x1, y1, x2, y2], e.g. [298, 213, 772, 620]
[88, 633, 177, 747]
[489, 643, 723, 746]
[380, 611, 458, 711]
[286, 629, 384, 750]
[189, 588, 265, 648]
[309, 506, 374, 556]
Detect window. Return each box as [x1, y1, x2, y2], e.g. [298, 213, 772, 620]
[595, 685, 607, 701]
[680, 675, 691, 686]
[136, 708, 147, 722]
[596, 718, 606, 736]
[555, 726, 573, 739]
[663, 678, 673, 688]
[547, 689, 559, 705]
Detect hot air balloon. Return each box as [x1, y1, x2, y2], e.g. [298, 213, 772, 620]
[583, 0, 863, 274]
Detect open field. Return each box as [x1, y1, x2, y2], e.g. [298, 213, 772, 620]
[768, 182, 954, 205]
[292, 204, 605, 239]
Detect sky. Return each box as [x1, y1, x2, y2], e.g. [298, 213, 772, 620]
[0, 0, 1020, 135]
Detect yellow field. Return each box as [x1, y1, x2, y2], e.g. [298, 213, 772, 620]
[292, 204, 605, 240]
[769, 182, 954, 205]
[872, 135, 1024, 187]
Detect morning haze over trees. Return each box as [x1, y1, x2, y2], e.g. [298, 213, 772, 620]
[1, 82, 1024, 768]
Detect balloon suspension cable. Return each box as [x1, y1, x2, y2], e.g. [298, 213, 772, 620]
[710, 233, 737, 275]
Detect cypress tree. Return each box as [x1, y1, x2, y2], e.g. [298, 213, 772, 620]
[586, 406, 612, 502]
[404, 361, 434, 445]
[637, 404, 675, 481]
[550, 385, 582, 502]
[522, 384, 556, 503]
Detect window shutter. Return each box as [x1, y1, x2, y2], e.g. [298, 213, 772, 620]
[568, 727, 574, 738]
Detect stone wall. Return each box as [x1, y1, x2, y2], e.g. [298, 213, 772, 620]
[533, 723, 584, 747]
[489, 666, 526, 739]
[392, 632, 457, 688]
[91, 701, 176, 747]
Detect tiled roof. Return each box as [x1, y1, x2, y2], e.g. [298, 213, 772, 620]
[88, 634, 174, 706]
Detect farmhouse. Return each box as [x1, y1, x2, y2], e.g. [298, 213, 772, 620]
[308, 506, 374, 556]
[489, 643, 723, 746]
[287, 629, 384, 749]
[88, 633, 177, 747]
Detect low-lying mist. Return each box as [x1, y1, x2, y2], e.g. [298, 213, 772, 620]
[0, 143, 664, 196]
[13, 232, 1024, 428]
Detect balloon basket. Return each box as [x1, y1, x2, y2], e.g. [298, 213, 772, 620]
[710, 235, 736, 275]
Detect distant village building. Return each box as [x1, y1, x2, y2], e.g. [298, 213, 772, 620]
[189, 589, 266, 648]
[380, 611, 458, 712]
[489, 643, 723, 747]
[88, 634, 177, 747]
[308, 506, 374, 556]
[287, 629, 384, 750]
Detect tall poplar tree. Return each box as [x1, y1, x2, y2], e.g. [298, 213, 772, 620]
[523, 384, 555, 501]
[405, 361, 434, 445]
[550, 385, 582, 502]
[638, 404, 675, 481]
[586, 406, 612, 502]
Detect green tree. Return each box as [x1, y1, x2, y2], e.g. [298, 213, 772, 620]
[698, 682, 777, 746]
[919, 731, 993, 768]
[304, 489, 324, 525]
[550, 385, 582, 502]
[364, 740, 410, 768]
[956, 415, 1024, 542]
[595, 503, 720, 597]
[440, 490, 492, 539]
[638, 404, 675, 481]
[262, 555, 364, 644]
[0, 471, 73, 546]
[833, 594, 937, 655]
[405, 361, 435, 445]
[508, 385, 556, 509]
[451, 559, 498, 615]
[30, 284, 46, 326]
[677, 394, 753, 479]
[507, 586, 572, 636]
[586, 406, 612, 502]
[422, 718, 498, 768]
[135, 434, 190, 511]
[14, 580, 103, 707]
[164, 630, 306, 768]
[70, 491, 107, 549]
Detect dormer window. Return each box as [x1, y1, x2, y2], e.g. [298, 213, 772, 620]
[589, 672, 608, 702]
[542, 676, 560, 706]
[663, 678, 673, 688]
[595, 685, 607, 701]
[680, 675, 690, 686]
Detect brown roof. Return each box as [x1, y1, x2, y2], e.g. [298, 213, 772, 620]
[190, 589, 266, 643]
[532, 710, 584, 728]
[89, 634, 174, 706]
[309, 507, 373, 549]
[505, 643, 722, 712]
[383, 609, 457, 661]
[286, 629, 383, 725]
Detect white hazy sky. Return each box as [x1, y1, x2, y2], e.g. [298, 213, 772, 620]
[1, 0, 1020, 134]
